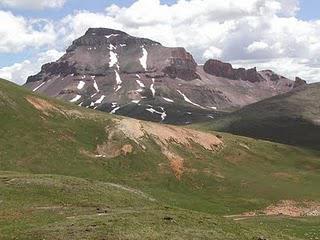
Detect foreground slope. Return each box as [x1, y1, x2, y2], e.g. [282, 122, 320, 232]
[2, 172, 257, 240]
[199, 83, 320, 150]
[1, 79, 320, 239]
[24, 28, 303, 124]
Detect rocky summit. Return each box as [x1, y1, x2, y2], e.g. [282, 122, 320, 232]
[25, 28, 306, 124]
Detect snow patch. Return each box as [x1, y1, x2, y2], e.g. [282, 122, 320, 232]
[95, 95, 105, 104]
[111, 107, 120, 114]
[115, 71, 122, 85]
[163, 97, 174, 103]
[136, 79, 145, 88]
[77, 81, 85, 90]
[32, 81, 46, 92]
[109, 44, 116, 50]
[132, 100, 140, 104]
[114, 70, 122, 92]
[177, 90, 206, 109]
[105, 34, 119, 38]
[109, 51, 118, 68]
[146, 107, 167, 121]
[150, 78, 155, 97]
[115, 85, 122, 92]
[91, 93, 98, 98]
[93, 80, 99, 92]
[139, 46, 148, 71]
[70, 95, 81, 103]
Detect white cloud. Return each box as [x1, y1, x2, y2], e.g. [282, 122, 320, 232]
[203, 46, 223, 59]
[52, 0, 318, 82]
[247, 41, 269, 53]
[0, 11, 56, 53]
[0, 0, 66, 10]
[0, 49, 63, 85]
[2, 0, 320, 84]
[232, 58, 320, 83]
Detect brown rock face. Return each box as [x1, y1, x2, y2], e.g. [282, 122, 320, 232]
[24, 28, 298, 125]
[203, 59, 264, 83]
[203, 60, 235, 79]
[161, 48, 199, 81]
[149, 48, 199, 81]
[27, 28, 198, 83]
[294, 77, 307, 88]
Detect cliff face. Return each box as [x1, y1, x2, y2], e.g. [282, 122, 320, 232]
[203, 59, 264, 83]
[27, 28, 199, 83]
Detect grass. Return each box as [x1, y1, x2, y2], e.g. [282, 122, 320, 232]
[1, 171, 319, 240]
[196, 83, 320, 150]
[1, 78, 320, 239]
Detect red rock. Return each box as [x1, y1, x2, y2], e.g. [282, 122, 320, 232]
[203, 59, 264, 83]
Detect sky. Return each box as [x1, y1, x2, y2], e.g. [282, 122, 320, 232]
[0, 0, 319, 85]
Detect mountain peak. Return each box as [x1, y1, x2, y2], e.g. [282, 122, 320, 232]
[85, 28, 128, 37]
[25, 28, 297, 124]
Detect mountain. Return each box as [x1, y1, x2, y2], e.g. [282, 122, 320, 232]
[24, 28, 305, 124]
[1, 78, 320, 239]
[199, 83, 320, 149]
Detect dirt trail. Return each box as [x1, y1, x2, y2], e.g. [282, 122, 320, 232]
[105, 182, 156, 202]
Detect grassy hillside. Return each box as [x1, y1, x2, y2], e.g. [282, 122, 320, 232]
[1, 79, 320, 239]
[197, 83, 320, 150]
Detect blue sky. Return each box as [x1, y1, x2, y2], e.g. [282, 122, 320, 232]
[1, 0, 178, 20]
[2, 0, 317, 21]
[298, 0, 319, 20]
[0, 0, 319, 84]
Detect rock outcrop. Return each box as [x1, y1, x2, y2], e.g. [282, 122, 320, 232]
[203, 59, 264, 83]
[294, 77, 307, 88]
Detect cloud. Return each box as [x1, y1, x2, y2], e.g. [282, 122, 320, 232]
[0, 11, 56, 53]
[0, 49, 63, 85]
[52, 0, 318, 82]
[2, 0, 320, 84]
[247, 41, 269, 53]
[0, 0, 66, 10]
[232, 58, 320, 83]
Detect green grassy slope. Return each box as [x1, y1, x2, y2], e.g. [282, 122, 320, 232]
[5, 171, 314, 240]
[1, 79, 320, 239]
[197, 83, 320, 150]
